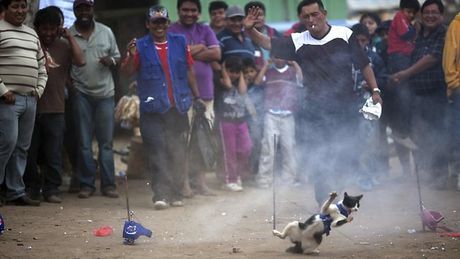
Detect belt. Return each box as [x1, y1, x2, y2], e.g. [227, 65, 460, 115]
[13, 91, 37, 96]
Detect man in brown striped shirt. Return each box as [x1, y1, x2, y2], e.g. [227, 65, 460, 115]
[0, 0, 48, 206]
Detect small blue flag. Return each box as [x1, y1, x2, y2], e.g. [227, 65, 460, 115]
[123, 220, 152, 244]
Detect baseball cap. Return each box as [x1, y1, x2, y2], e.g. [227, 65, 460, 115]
[73, 0, 94, 9]
[147, 5, 169, 21]
[226, 5, 245, 18]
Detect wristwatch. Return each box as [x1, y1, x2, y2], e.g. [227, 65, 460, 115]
[372, 88, 381, 94]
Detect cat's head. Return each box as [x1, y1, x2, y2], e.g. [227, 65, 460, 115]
[342, 192, 363, 212]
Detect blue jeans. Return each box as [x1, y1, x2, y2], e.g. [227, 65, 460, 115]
[73, 91, 115, 191]
[0, 94, 37, 200]
[24, 113, 65, 197]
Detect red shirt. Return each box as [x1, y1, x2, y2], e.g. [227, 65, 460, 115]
[127, 41, 194, 107]
[388, 11, 416, 56]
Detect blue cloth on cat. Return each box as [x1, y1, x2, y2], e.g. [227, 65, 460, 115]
[320, 214, 333, 235]
[320, 203, 349, 235]
[337, 203, 349, 217]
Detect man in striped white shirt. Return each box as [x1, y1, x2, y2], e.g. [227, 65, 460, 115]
[0, 0, 47, 206]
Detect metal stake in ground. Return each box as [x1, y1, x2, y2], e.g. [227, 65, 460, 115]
[272, 134, 278, 230]
[122, 172, 153, 245]
[124, 173, 132, 221]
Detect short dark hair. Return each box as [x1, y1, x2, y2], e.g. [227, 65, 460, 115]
[421, 0, 444, 14]
[351, 23, 370, 39]
[400, 0, 420, 12]
[244, 1, 265, 16]
[1, 0, 27, 9]
[242, 58, 257, 70]
[177, 0, 201, 13]
[34, 6, 62, 29]
[224, 56, 243, 72]
[297, 0, 325, 16]
[208, 1, 227, 15]
[359, 12, 381, 27]
[46, 5, 64, 25]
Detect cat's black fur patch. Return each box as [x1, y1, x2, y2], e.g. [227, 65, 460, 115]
[313, 231, 323, 244]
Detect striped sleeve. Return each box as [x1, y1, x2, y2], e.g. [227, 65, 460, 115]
[36, 40, 47, 97]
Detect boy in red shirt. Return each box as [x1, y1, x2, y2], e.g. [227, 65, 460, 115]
[386, 0, 420, 179]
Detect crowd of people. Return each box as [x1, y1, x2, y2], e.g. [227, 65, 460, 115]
[0, 0, 459, 210]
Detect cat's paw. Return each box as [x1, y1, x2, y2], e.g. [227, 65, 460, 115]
[273, 230, 281, 237]
[346, 216, 354, 222]
[329, 192, 338, 199]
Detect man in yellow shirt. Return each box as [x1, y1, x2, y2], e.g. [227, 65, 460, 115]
[443, 11, 460, 191]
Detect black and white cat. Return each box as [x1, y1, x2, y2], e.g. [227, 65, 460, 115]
[273, 192, 363, 254]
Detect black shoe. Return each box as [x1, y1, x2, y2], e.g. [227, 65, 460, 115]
[102, 188, 119, 198]
[8, 195, 40, 206]
[26, 188, 41, 201]
[78, 188, 94, 199]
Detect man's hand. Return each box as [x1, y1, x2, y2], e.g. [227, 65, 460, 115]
[389, 70, 410, 85]
[1, 91, 16, 104]
[372, 92, 382, 104]
[99, 56, 116, 67]
[190, 44, 207, 56]
[127, 38, 137, 56]
[243, 7, 260, 31]
[60, 28, 72, 39]
[193, 98, 206, 114]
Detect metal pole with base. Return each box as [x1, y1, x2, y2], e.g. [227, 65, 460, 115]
[272, 134, 278, 230]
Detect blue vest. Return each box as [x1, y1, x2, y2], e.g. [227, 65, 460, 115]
[136, 33, 192, 114]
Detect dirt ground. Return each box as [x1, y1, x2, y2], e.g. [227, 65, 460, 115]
[1, 136, 459, 259]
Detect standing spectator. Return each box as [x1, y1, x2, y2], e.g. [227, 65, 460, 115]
[386, 0, 420, 178]
[284, 1, 310, 36]
[23, 7, 85, 203]
[244, 0, 382, 205]
[255, 57, 302, 188]
[69, 0, 121, 199]
[244, 1, 281, 68]
[243, 58, 264, 180]
[391, 0, 448, 188]
[219, 56, 252, 191]
[169, 0, 221, 196]
[217, 5, 255, 62]
[375, 20, 392, 65]
[208, 0, 227, 35]
[0, 0, 47, 206]
[359, 12, 381, 51]
[121, 5, 202, 209]
[351, 23, 388, 190]
[443, 11, 460, 191]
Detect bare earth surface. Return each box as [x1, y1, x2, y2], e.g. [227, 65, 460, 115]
[1, 137, 459, 259]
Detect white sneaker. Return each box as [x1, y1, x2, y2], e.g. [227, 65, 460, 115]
[226, 183, 243, 192]
[154, 200, 169, 210]
[171, 200, 184, 207]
